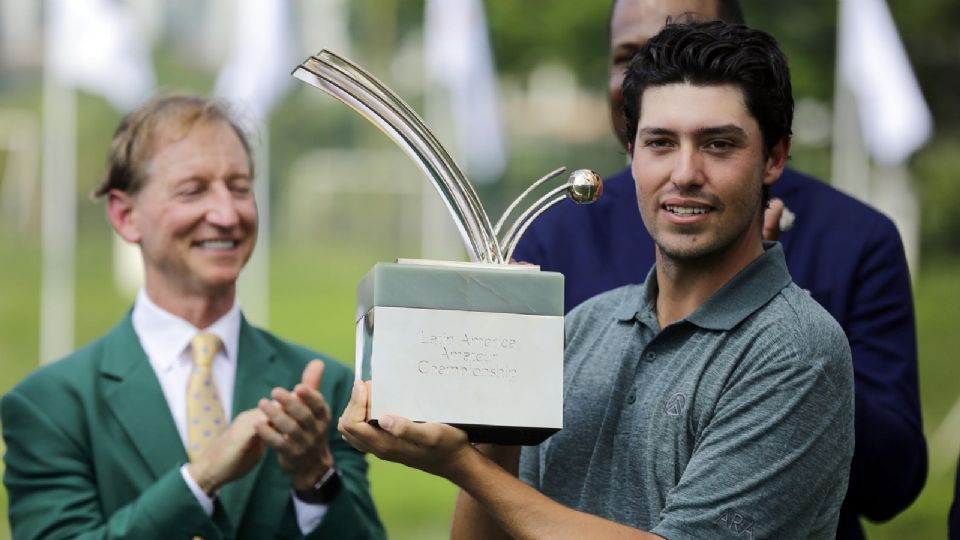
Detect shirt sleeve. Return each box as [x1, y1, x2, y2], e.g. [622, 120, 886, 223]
[181, 466, 333, 534]
[291, 493, 329, 534]
[651, 335, 855, 540]
[180, 464, 215, 515]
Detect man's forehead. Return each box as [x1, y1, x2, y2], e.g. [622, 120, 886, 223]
[144, 120, 250, 174]
[638, 83, 755, 130]
[153, 116, 227, 142]
[148, 118, 245, 159]
[610, 0, 719, 47]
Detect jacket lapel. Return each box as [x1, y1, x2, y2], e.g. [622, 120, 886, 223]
[101, 315, 187, 480]
[218, 317, 294, 528]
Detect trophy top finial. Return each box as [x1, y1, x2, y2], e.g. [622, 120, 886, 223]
[567, 169, 603, 205]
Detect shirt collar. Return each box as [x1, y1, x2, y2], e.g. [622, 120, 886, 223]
[614, 265, 658, 326]
[614, 242, 792, 332]
[131, 289, 241, 370]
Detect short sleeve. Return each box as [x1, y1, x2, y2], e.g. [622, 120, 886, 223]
[652, 340, 854, 540]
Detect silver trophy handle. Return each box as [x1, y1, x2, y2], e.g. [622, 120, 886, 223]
[293, 50, 603, 264]
[294, 50, 501, 263]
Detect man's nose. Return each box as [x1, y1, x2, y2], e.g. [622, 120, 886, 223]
[670, 147, 706, 190]
[204, 184, 241, 227]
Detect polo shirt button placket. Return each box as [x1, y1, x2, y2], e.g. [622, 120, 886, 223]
[645, 351, 657, 362]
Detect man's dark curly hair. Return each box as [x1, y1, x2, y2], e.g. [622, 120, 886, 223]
[622, 20, 793, 157]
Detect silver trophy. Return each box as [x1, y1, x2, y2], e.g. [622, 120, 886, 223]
[294, 50, 601, 444]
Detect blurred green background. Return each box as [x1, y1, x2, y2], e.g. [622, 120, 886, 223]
[2, 1, 959, 538]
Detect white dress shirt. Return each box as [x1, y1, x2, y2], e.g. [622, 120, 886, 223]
[131, 289, 327, 533]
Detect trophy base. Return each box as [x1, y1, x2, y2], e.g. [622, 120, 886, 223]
[369, 419, 559, 446]
[356, 260, 564, 446]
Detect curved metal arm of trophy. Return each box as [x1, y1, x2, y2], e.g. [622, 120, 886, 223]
[293, 50, 501, 263]
[494, 167, 567, 236]
[500, 169, 603, 263]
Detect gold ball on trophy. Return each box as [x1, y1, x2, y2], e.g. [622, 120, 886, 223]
[566, 169, 603, 204]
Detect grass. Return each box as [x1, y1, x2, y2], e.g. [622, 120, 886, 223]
[1, 230, 958, 539]
[863, 255, 960, 539]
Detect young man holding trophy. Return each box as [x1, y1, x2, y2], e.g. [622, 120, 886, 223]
[339, 21, 855, 539]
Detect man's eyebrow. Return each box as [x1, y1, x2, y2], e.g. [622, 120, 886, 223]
[612, 43, 640, 56]
[636, 127, 676, 137]
[637, 124, 747, 138]
[637, 125, 748, 139]
[174, 175, 205, 185]
[695, 125, 747, 138]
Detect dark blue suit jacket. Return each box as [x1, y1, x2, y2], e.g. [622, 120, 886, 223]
[514, 166, 927, 539]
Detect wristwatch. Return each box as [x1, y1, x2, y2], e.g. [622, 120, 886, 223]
[294, 466, 342, 505]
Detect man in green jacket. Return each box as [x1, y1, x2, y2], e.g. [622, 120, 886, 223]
[1, 94, 385, 539]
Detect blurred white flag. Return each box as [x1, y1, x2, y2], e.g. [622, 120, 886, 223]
[48, 0, 155, 111]
[839, 0, 932, 165]
[41, 0, 155, 353]
[214, 0, 296, 128]
[425, 0, 505, 184]
[213, 0, 296, 325]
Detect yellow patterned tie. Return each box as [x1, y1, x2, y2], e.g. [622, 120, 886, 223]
[186, 333, 227, 461]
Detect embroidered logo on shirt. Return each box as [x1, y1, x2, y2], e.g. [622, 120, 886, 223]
[665, 393, 686, 416]
[714, 510, 755, 538]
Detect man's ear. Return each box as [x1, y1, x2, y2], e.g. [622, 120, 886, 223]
[106, 189, 141, 244]
[763, 136, 791, 187]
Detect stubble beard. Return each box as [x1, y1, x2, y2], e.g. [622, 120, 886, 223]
[649, 184, 764, 272]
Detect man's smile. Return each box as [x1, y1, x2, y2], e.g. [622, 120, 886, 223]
[664, 205, 711, 216]
[193, 238, 242, 250]
[660, 197, 717, 224]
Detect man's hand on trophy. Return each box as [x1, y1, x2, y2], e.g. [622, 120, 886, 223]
[339, 380, 475, 481]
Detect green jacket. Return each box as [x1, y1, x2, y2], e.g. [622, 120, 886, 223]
[2, 313, 385, 540]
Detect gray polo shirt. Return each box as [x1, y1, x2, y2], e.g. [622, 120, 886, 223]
[520, 243, 854, 539]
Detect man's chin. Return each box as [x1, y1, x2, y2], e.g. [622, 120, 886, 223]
[655, 236, 723, 263]
[190, 267, 244, 293]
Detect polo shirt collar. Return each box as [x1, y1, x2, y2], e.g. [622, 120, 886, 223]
[614, 266, 658, 324]
[685, 242, 792, 330]
[614, 242, 792, 331]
